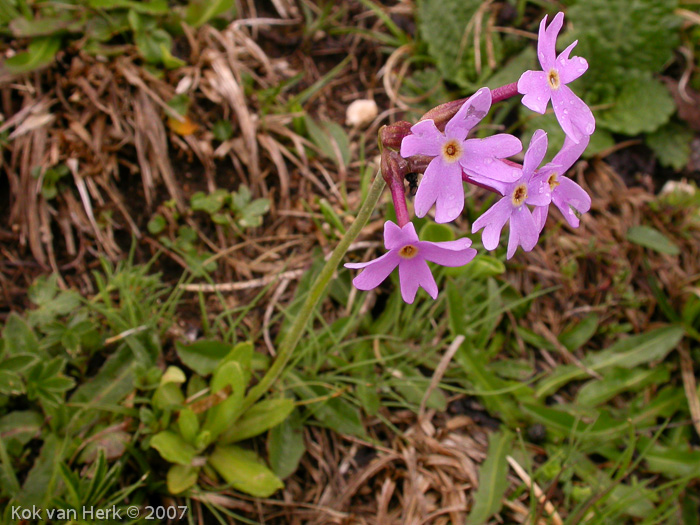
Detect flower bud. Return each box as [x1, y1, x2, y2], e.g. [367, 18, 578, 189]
[419, 98, 468, 130]
[379, 121, 412, 151]
[381, 149, 409, 186]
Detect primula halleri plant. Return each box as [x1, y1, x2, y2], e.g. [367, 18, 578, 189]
[345, 12, 596, 304]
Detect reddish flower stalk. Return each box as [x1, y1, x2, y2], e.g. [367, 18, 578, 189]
[381, 149, 411, 227]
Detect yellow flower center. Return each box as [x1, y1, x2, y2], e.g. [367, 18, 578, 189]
[399, 245, 419, 259]
[547, 69, 560, 90]
[441, 139, 462, 163]
[512, 184, 528, 206]
[548, 172, 560, 190]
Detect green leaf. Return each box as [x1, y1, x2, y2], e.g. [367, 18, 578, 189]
[68, 344, 134, 428]
[133, 25, 179, 67]
[10, 14, 85, 38]
[489, 359, 534, 381]
[4, 37, 61, 74]
[0, 371, 24, 395]
[525, 388, 683, 441]
[267, 408, 305, 479]
[293, 382, 366, 438]
[466, 431, 512, 524]
[455, 339, 525, 425]
[639, 437, 700, 478]
[646, 121, 694, 171]
[177, 408, 200, 445]
[88, 0, 169, 14]
[460, 254, 505, 280]
[150, 431, 197, 466]
[559, 314, 599, 352]
[353, 343, 380, 416]
[77, 429, 130, 463]
[485, 47, 536, 90]
[212, 120, 234, 141]
[536, 325, 684, 397]
[185, 0, 236, 28]
[167, 464, 199, 494]
[419, 222, 455, 243]
[418, 0, 499, 89]
[147, 214, 167, 234]
[17, 433, 62, 508]
[3, 313, 39, 355]
[304, 117, 351, 167]
[0, 411, 43, 447]
[220, 398, 294, 443]
[175, 340, 232, 376]
[201, 361, 246, 440]
[208, 445, 283, 498]
[391, 365, 446, 412]
[626, 225, 680, 255]
[597, 72, 675, 135]
[239, 199, 270, 228]
[152, 369, 185, 410]
[576, 367, 669, 406]
[568, 0, 681, 77]
[167, 94, 190, 117]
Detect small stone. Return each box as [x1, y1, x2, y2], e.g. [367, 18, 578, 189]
[660, 179, 695, 196]
[346, 99, 378, 128]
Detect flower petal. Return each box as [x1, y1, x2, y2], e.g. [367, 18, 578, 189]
[417, 238, 477, 267]
[557, 40, 588, 84]
[525, 177, 551, 206]
[538, 12, 564, 70]
[400, 119, 444, 158]
[384, 220, 419, 250]
[517, 70, 551, 114]
[523, 129, 548, 177]
[461, 136, 522, 182]
[464, 173, 510, 196]
[507, 205, 539, 259]
[346, 251, 399, 290]
[551, 85, 595, 143]
[444, 87, 492, 140]
[462, 133, 522, 159]
[433, 161, 465, 223]
[472, 197, 513, 251]
[399, 258, 437, 303]
[552, 176, 591, 228]
[532, 204, 549, 233]
[542, 134, 590, 177]
[414, 158, 442, 218]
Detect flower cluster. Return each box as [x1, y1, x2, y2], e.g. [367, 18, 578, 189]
[346, 12, 594, 304]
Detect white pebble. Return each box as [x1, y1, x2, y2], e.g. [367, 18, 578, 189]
[346, 99, 378, 128]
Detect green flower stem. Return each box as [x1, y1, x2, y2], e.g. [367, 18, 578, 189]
[241, 171, 386, 412]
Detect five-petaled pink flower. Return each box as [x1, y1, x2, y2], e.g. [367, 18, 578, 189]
[532, 134, 591, 231]
[400, 87, 522, 224]
[345, 221, 476, 304]
[517, 12, 595, 143]
[472, 130, 551, 259]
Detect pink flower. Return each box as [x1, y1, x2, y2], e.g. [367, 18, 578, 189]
[345, 221, 476, 304]
[400, 87, 522, 224]
[471, 130, 551, 259]
[532, 135, 591, 231]
[517, 12, 595, 143]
